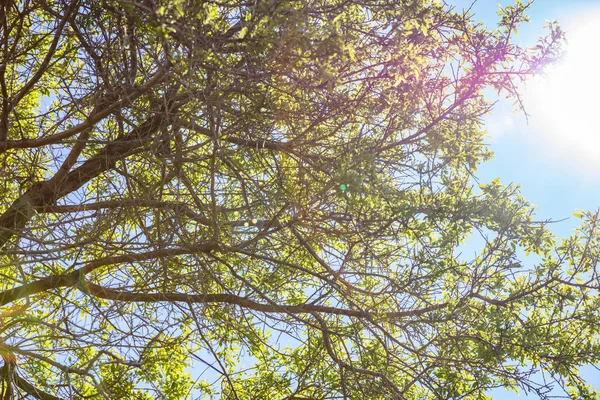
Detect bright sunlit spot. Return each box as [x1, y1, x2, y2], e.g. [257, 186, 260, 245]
[526, 17, 600, 170]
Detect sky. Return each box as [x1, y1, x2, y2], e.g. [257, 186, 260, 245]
[447, 0, 600, 397]
[453, 0, 600, 234]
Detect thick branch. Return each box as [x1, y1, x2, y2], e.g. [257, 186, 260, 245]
[0, 243, 218, 306]
[0, 68, 167, 154]
[0, 90, 178, 249]
[82, 282, 446, 319]
[14, 375, 63, 400]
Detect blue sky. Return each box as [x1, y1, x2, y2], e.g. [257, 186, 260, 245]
[447, 0, 600, 397]
[454, 0, 600, 233]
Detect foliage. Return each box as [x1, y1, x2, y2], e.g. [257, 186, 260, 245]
[1, 0, 597, 399]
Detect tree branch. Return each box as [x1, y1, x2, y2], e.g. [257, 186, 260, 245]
[81, 281, 446, 320]
[0, 243, 219, 307]
[0, 88, 178, 249]
[0, 68, 167, 154]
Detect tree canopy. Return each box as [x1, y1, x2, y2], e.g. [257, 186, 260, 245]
[1, 0, 598, 398]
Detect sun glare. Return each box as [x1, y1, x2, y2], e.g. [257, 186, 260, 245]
[525, 18, 600, 169]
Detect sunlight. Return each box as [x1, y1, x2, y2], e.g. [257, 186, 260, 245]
[525, 17, 600, 169]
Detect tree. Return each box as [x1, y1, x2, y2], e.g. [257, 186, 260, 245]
[1, 0, 596, 398]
